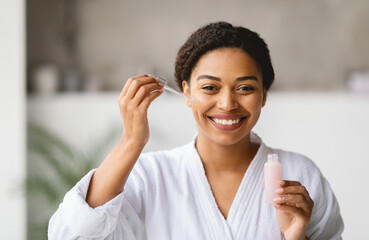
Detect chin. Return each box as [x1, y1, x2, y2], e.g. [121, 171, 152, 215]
[200, 128, 252, 147]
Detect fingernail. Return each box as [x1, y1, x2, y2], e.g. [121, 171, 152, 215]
[156, 78, 164, 84]
[273, 197, 282, 203]
[276, 188, 284, 194]
[148, 74, 159, 82]
[279, 180, 285, 186]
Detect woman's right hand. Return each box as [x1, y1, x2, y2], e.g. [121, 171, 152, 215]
[86, 74, 163, 208]
[118, 74, 163, 148]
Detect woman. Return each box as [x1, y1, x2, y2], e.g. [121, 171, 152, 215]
[49, 22, 343, 240]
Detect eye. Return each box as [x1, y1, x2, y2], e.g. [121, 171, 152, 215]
[201, 85, 217, 91]
[237, 86, 255, 92]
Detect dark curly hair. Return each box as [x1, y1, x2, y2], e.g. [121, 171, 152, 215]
[174, 22, 275, 91]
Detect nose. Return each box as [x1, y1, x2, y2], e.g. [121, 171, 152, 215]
[216, 89, 239, 111]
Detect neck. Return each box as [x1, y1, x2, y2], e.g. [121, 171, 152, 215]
[196, 132, 259, 173]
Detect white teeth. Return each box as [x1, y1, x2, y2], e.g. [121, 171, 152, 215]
[212, 118, 242, 125]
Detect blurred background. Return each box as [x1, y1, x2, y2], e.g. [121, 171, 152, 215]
[1, 0, 369, 239]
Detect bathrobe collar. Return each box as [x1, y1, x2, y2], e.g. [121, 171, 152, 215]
[184, 132, 273, 239]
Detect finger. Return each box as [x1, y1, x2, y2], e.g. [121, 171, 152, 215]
[147, 74, 162, 85]
[119, 74, 149, 99]
[276, 184, 314, 214]
[279, 180, 301, 187]
[274, 194, 311, 213]
[274, 204, 305, 218]
[139, 89, 163, 111]
[125, 76, 159, 100]
[278, 180, 306, 198]
[278, 185, 313, 205]
[275, 180, 301, 197]
[281, 185, 306, 195]
[132, 82, 163, 106]
[119, 78, 133, 99]
[132, 74, 150, 80]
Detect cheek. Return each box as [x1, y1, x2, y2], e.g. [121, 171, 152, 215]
[250, 97, 264, 110]
[191, 88, 216, 111]
[190, 99, 215, 121]
[241, 94, 265, 114]
[193, 95, 214, 106]
[191, 101, 210, 117]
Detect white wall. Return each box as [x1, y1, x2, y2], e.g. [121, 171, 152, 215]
[0, 0, 26, 239]
[28, 91, 369, 239]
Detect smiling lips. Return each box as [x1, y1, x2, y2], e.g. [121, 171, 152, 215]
[207, 114, 247, 131]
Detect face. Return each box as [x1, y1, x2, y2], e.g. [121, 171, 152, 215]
[182, 47, 267, 146]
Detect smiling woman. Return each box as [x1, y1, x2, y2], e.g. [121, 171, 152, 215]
[48, 22, 343, 240]
[183, 47, 266, 148]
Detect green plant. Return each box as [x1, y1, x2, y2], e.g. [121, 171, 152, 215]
[26, 122, 120, 240]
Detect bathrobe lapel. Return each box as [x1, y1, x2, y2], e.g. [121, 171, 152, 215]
[186, 133, 282, 239]
[186, 142, 233, 240]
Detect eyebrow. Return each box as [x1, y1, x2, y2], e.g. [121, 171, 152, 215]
[196, 74, 258, 82]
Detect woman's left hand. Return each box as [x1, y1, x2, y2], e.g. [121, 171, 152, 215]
[273, 180, 314, 240]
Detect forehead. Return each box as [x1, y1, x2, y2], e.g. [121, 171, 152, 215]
[191, 47, 261, 78]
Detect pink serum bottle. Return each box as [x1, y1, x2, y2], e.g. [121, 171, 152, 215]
[264, 153, 282, 204]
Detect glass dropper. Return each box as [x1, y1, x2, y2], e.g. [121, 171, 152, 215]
[155, 76, 197, 102]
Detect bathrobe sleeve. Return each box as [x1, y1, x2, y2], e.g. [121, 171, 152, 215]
[306, 173, 344, 240]
[281, 151, 344, 240]
[48, 168, 147, 240]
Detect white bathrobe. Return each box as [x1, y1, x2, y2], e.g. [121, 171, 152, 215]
[48, 133, 344, 240]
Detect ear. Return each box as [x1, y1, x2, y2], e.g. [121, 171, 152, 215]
[182, 81, 192, 107]
[262, 89, 267, 108]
